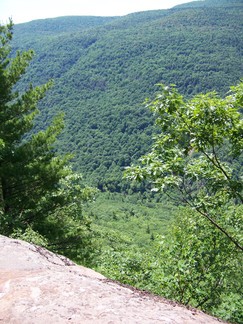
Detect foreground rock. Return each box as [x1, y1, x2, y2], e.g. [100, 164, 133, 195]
[0, 235, 224, 323]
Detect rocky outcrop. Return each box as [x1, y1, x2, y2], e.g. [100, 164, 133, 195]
[0, 235, 224, 323]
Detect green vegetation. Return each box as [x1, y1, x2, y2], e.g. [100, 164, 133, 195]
[12, 0, 243, 190]
[95, 206, 242, 323]
[0, 20, 97, 265]
[1, 0, 243, 322]
[86, 191, 175, 248]
[124, 82, 243, 322]
[126, 82, 243, 251]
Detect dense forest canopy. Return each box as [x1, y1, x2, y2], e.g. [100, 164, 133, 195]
[0, 21, 97, 264]
[175, 0, 243, 8]
[1, 1, 243, 322]
[11, 0, 243, 191]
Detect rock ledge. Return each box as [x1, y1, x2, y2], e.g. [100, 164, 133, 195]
[0, 235, 224, 323]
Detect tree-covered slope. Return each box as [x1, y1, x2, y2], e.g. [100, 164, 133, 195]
[175, 0, 243, 8]
[12, 0, 243, 190]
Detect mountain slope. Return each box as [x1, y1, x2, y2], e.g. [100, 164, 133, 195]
[12, 0, 243, 190]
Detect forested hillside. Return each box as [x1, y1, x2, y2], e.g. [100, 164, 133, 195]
[12, 0, 243, 191]
[2, 1, 243, 322]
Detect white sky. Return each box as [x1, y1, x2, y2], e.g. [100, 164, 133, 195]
[0, 0, 194, 24]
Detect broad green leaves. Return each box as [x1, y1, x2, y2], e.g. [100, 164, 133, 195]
[126, 82, 243, 250]
[151, 207, 243, 322]
[123, 82, 243, 321]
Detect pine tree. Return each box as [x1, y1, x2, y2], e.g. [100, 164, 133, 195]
[0, 21, 96, 265]
[0, 20, 67, 230]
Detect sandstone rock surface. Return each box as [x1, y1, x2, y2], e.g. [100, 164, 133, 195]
[0, 235, 225, 323]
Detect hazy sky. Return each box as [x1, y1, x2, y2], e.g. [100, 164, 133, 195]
[0, 0, 193, 24]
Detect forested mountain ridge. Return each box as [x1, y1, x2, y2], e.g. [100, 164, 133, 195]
[175, 0, 243, 8]
[2, 8, 243, 323]
[12, 0, 243, 190]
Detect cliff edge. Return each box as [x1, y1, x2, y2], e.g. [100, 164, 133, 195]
[0, 235, 224, 323]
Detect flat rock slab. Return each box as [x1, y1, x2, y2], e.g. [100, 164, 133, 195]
[0, 235, 224, 323]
